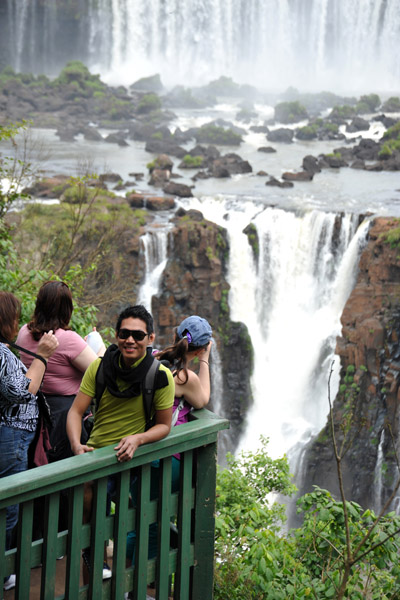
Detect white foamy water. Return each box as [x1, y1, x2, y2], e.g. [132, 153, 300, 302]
[5, 0, 400, 92]
[137, 228, 170, 311]
[179, 195, 369, 465]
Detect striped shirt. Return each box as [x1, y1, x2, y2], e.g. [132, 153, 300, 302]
[0, 343, 38, 431]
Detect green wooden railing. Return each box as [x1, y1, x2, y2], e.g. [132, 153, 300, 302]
[0, 409, 229, 600]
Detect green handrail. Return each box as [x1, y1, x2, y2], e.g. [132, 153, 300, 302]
[0, 409, 229, 600]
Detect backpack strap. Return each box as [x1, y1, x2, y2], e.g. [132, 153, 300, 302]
[171, 398, 186, 427]
[142, 357, 160, 431]
[94, 357, 106, 412]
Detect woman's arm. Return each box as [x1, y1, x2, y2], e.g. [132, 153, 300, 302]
[66, 391, 94, 455]
[26, 331, 59, 394]
[175, 342, 212, 409]
[71, 346, 99, 372]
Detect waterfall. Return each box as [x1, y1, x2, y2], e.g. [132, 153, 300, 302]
[238, 210, 369, 461]
[137, 228, 169, 312]
[3, 0, 400, 92]
[374, 429, 385, 514]
[180, 196, 369, 467]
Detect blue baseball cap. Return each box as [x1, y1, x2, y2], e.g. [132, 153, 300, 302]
[177, 316, 212, 347]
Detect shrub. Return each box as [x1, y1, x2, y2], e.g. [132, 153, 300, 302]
[136, 93, 162, 114]
[274, 101, 308, 124]
[181, 154, 204, 168]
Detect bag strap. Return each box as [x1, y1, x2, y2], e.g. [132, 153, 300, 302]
[171, 398, 186, 427]
[0, 333, 47, 367]
[94, 357, 105, 411]
[143, 357, 160, 431]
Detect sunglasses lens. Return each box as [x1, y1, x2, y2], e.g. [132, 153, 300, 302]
[133, 331, 146, 341]
[119, 329, 147, 341]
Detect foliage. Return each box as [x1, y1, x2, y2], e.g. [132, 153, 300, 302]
[214, 438, 400, 600]
[379, 219, 400, 249]
[274, 101, 308, 124]
[329, 105, 356, 119]
[195, 124, 242, 146]
[381, 122, 400, 157]
[0, 122, 143, 337]
[382, 121, 400, 141]
[136, 93, 162, 114]
[381, 97, 400, 112]
[356, 94, 381, 113]
[0, 121, 33, 219]
[181, 154, 204, 168]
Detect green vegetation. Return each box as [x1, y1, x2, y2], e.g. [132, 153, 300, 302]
[181, 154, 204, 168]
[274, 101, 308, 124]
[381, 96, 400, 112]
[296, 119, 339, 140]
[380, 122, 400, 158]
[243, 223, 259, 261]
[356, 94, 381, 114]
[195, 124, 242, 145]
[0, 123, 147, 333]
[379, 219, 400, 249]
[136, 93, 162, 114]
[215, 437, 400, 600]
[329, 105, 356, 119]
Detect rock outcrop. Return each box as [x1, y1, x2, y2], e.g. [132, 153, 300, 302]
[151, 208, 253, 454]
[301, 218, 400, 510]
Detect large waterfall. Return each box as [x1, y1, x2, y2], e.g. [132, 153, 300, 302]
[179, 196, 369, 467]
[3, 0, 400, 92]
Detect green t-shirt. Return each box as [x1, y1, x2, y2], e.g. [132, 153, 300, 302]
[80, 355, 174, 449]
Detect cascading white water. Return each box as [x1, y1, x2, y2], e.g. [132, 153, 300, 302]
[374, 429, 385, 514]
[137, 228, 169, 312]
[179, 196, 369, 466]
[238, 209, 369, 462]
[4, 0, 400, 92]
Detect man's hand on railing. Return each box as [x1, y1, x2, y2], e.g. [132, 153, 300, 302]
[114, 434, 141, 462]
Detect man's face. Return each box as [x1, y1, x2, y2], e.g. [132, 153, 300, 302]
[116, 317, 155, 367]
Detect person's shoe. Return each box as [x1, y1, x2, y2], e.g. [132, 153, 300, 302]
[4, 574, 16, 590]
[82, 550, 112, 580]
[102, 562, 112, 579]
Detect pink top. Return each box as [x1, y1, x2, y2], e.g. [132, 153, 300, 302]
[17, 324, 88, 396]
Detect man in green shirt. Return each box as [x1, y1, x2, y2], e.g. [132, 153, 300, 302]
[66, 304, 174, 580]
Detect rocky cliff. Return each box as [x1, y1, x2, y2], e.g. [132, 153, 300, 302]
[301, 217, 400, 510]
[151, 207, 253, 457]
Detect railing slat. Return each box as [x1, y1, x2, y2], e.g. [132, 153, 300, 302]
[15, 499, 33, 600]
[112, 470, 130, 599]
[65, 484, 84, 599]
[175, 450, 193, 599]
[0, 508, 7, 584]
[191, 442, 218, 600]
[134, 463, 151, 600]
[90, 477, 108, 598]
[41, 492, 60, 600]
[156, 457, 173, 600]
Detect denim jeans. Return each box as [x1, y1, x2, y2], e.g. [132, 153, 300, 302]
[0, 425, 35, 549]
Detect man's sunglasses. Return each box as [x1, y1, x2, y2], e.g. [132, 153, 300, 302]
[117, 329, 149, 341]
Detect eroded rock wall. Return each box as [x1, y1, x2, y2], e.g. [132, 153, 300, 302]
[301, 217, 400, 509]
[151, 208, 253, 455]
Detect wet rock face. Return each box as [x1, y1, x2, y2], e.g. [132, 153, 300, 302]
[301, 218, 400, 509]
[151, 208, 253, 453]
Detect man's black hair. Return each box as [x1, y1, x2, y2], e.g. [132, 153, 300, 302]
[115, 305, 154, 335]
